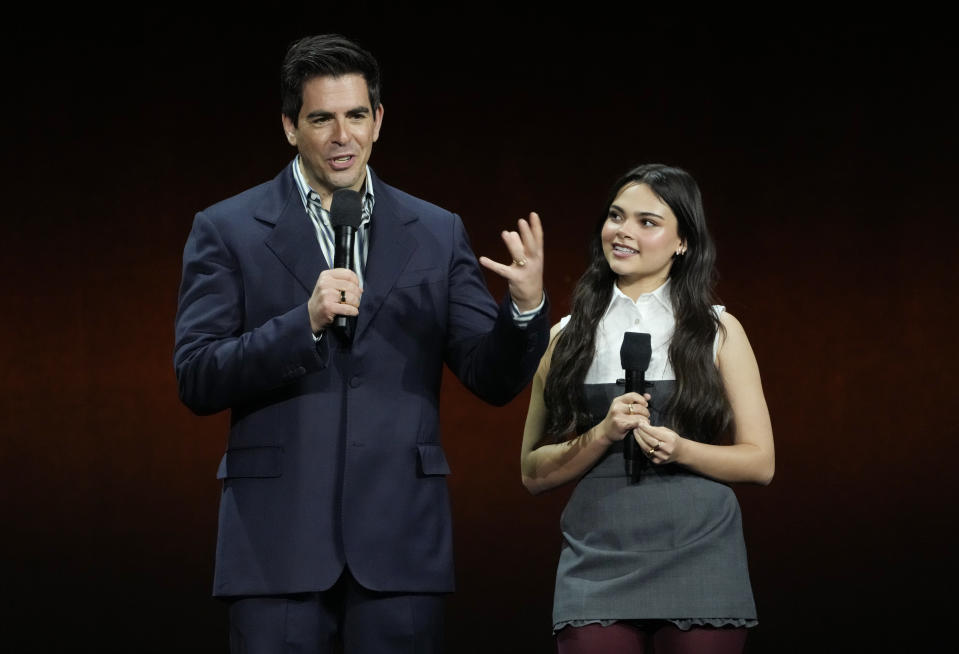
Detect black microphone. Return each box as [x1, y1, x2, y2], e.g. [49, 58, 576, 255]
[620, 332, 652, 483]
[329, 188, 363, 341]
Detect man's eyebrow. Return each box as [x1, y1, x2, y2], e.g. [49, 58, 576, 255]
[304, 106, 370, 120]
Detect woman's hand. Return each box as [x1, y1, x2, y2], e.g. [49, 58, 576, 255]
[598, 392, 651, 445]
[633, 423, 682, 465]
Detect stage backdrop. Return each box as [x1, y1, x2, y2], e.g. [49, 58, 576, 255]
[3, 8, 956, 653]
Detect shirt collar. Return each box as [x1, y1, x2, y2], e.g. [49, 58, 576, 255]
[605, 278, 673, 318]
[291, 155, 375, 222]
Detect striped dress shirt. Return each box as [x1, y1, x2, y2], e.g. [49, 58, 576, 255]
[292, 156, 373, 288]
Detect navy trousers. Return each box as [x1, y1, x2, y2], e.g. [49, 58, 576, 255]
[227, 569, 446, 654]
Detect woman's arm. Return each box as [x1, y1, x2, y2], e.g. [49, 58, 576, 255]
[633, 311, 775, 485]
[520, 324, 649, 495]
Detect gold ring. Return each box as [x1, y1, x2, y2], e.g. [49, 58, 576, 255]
[339, 290, 347, 303]
[627, 403, 633, 415]
[513, 258, 528, 267]
[652, 441, 661, 452]
[647, 447, 656, 456]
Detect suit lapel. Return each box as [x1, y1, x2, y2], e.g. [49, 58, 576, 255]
[354, 180, 418, 342]
[256, 164, 417, 340]
[261, 163, 327, 295]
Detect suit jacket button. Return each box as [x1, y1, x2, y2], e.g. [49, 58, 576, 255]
[349, 376, 361, 388]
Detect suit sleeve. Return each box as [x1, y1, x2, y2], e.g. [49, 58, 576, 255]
[443, 214, 550, 406]
[173, 211, 327, 415]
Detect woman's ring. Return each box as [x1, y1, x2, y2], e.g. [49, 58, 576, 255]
[513, 258, 528, 267]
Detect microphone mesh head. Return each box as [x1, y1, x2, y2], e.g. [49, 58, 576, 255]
[330, 188, 364, 228]
[620, 332, 652, 370]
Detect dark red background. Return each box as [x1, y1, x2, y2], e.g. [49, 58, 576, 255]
[3, 7, 956, 652]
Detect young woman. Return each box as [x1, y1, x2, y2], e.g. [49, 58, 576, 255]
[521, 164, 774, 653]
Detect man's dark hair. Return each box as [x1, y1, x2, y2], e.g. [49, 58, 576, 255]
[280, 33, 381, 126]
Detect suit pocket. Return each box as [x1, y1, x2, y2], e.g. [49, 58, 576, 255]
[395, 267, 445, 288]
[216, 446, 283, 479]
[416, 443, 451, 476]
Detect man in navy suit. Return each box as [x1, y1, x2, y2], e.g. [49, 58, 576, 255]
[173, 33, 548, 653]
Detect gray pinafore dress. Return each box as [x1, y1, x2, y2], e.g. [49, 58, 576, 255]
[552, 380, 757, 632]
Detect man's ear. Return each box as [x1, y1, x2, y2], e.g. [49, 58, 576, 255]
[371, 103, 384, 142]
[281, 115, 297, 145]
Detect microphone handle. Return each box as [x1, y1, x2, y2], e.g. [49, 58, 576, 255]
[333, 226, 355, 334]
[623, 368, 644, 480]
[332, 225, 355, 270]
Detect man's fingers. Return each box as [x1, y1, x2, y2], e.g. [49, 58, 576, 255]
[479, 255, 513, 278]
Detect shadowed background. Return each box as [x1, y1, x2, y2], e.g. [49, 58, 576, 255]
[2, 6, 956, 652]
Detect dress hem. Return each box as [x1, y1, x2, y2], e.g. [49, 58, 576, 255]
[553, 617, 758, 634]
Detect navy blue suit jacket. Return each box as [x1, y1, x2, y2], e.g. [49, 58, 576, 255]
[174, 163, 548, 596]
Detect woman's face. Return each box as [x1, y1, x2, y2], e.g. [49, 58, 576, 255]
[600, 182, 685, 295]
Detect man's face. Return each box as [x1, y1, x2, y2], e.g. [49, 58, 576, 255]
[282, 74, 384, 209]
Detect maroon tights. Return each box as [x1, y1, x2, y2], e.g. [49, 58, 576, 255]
[556, 621, 747, 654]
